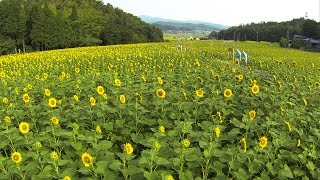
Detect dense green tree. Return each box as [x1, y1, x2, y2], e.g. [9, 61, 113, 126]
[29, 3, 47, 50]
[0, 0, 163, 55]
[0, 0, 27, 52]
[302, 19, 319, 39]
[210, 18, 306, 42]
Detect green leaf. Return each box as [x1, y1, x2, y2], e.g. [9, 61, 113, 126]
[71, 142, 82, 151]
[78, 167, 91, 175]
[171, 157, 181, 166]
[279, 164, 294, 178]
[218, 152, 233, 163]
[306, 161, 316, 171]
[61, 167, 77, 176]
[139, 156, 148, 165]
[234, 168, 248, 180]
[58, 159, 71, 166]
[93, 140, 113, 151]
[109, 160, 122, 171]
[143, 171, 152, 180]
[178, 170, 193, 180]
[155, 157, 170, 165]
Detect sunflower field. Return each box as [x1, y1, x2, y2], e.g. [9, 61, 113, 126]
[0, 41, 319, 180]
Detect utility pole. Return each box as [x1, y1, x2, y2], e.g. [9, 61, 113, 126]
[287, 30, 290, 47]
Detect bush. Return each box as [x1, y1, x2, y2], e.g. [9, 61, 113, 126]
[279, 37, 288, 48]
[291, 39, 306, 49]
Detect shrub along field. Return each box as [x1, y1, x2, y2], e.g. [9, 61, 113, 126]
[0, 41, 319, 180]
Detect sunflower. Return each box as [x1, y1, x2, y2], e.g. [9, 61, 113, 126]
[23, 93, 30, 103]
[157, 77, 163, 85]
[156, 88, 166, 98]
[252, 84, 260, 94]
[43, 73, 48, 79]
[159, 125, 165, 133]
[284, 121, 292, 132]
[297, 139, 301, 147]
[141, 75, 146, 82]
[182, 91, 187, 100]
[119, 95, 126, 104]
[34, 141, 42, 149]
[302, 97, 307, 106]
[115, 79, 121, 86]
[235, 75, 241, 81]
[96, 86, 105, 95]
[50, 116, 59, 125]
[249, 110, 256, 120]
[153, 141, 161, 150]
[19, 122, 30, 134]
[63, 176, 72, 180]
[165, 175, 174, 180]
[11, 152, 22, 164]
[0, 72, 5, 78]
[75, 67, 80, 73]
[124, 143, 133, 155]
[44, 89, 51, 97]
[236, 74, 244, 81]
[2, 97, 8, 104]
[81, 152, 93, 167]
[241, 138, 247, 152]
[27, 84, 32, 90]
[259, 136, 268, 148]
[73, 95, 79, 102]
[5, 116, 11, 124]
[214, 127, 221, 138]
[48, 97, 57, 108]
[195, 89, 204, 98]
[90, 97, 96, 106]
[223, 89, 233, 98]
[50, 151, 59, 161]
[96, 125, 102, 134]
[182, 139, 190, 148]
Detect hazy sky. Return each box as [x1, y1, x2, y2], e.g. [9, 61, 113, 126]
[102, 0, 320, 26]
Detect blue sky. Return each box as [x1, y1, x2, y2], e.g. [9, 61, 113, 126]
[102, 0, 320, 26]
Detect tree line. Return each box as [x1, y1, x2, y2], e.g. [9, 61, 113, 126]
[0, 0, 163, 55]
[209, 18, 320, 42]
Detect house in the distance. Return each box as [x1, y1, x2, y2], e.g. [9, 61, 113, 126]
[292, 34, 320, 50]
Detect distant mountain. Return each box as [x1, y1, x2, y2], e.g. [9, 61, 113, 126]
[139, 15, 229, 33]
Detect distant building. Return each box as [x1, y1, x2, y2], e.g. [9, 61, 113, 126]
[307, 39, 320, 48]
[293, 35, 307, 41]
[292, 34, 320, 50]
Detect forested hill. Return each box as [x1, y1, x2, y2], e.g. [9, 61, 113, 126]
[209, 18, 320, 42]
[0, 0, 163, 55]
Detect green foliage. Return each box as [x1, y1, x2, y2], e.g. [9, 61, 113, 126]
[0, 0, 163, 55]
[302, 19, 319, 39]
[216, 18, 305, 42]
[291, 39, 306, 49]
[279, 37, 288, 48]
[0, 36, 15, 55]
